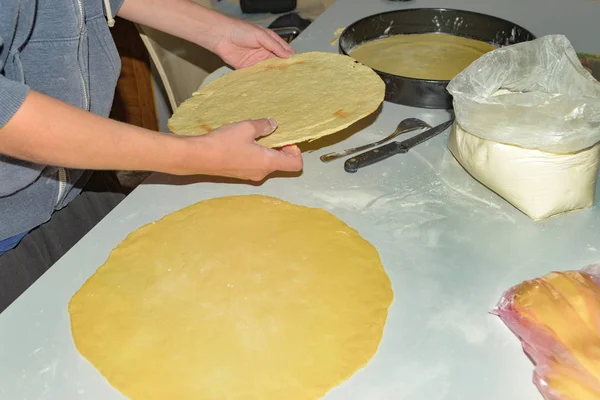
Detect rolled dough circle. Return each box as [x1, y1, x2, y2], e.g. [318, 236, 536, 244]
[69, 195, 394, 400]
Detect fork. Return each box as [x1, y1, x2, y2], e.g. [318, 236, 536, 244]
[319, 118, 432, 163]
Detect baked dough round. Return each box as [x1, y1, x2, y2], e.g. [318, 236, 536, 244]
[167, 52, 385, 148]
[69, 195, 393, 400]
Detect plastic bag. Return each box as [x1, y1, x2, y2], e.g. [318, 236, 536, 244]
[447, 35, 600, 154]
[447, 122, 600, 220]
[492, 263, 600, 400]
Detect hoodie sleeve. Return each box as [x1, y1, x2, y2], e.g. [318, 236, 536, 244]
[0, 76, 29, 128]
[0, 34, 30, 128]
[0, 77, 44, 197]
[0, 36, 45, 198]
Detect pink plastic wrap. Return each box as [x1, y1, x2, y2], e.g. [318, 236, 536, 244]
[492, 263, 600, 400]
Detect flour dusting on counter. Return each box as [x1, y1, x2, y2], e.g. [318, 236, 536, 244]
[311, 142, 516, 226]
[426, 299, 490, 345]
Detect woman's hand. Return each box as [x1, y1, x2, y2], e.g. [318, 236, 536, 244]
[176, 118, 303, 181]
[118, 0, 295, 69]
[212, 20, 296, 69]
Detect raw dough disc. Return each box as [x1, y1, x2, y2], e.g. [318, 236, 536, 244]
[350, 33, 496, 81]
[167, 52, 385, 148]
[68, 195, 394, 400]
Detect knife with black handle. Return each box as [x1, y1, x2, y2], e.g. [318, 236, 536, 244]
[344, 119, 454, 173]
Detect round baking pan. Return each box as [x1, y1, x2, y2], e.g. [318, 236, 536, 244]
[339, 9, 536, 109]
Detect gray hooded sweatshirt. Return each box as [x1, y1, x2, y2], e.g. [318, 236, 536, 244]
[0, 0, 124, 241]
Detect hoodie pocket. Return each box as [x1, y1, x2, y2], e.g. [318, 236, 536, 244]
[87, 17, 121, 117]
[19, 37, 86, 109]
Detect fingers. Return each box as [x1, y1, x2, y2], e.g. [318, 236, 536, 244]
[252, 118, 278, 139]
[266, 147, 303, 172]
[235, 121, 303, 173]
[207, 119, 302, 178]
[258, 28, 294, 58]
[265, 28, 295, 54]
[279, 144, 301, 156]
[225, 118, 277, 140]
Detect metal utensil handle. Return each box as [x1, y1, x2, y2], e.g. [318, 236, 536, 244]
[271, 27, 301, 43]
[320, 124, 423, 163]
[344, 118, 453, 173]
[398, 119, 454, 151]
[344, 142, 405, 173]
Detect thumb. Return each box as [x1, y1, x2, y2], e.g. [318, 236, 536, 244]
[244, 118, 278, 140]
[279, 144, 301, 156]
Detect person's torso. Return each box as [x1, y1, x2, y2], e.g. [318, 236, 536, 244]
[0, 0, 122, 239]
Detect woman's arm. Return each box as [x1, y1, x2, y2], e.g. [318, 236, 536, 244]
[0, 90, 302, 181]
[117, 0, 239, 53]
[116, 0, 295, 68]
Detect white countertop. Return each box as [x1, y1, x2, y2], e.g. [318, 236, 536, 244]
[2, 1, 600, 399]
